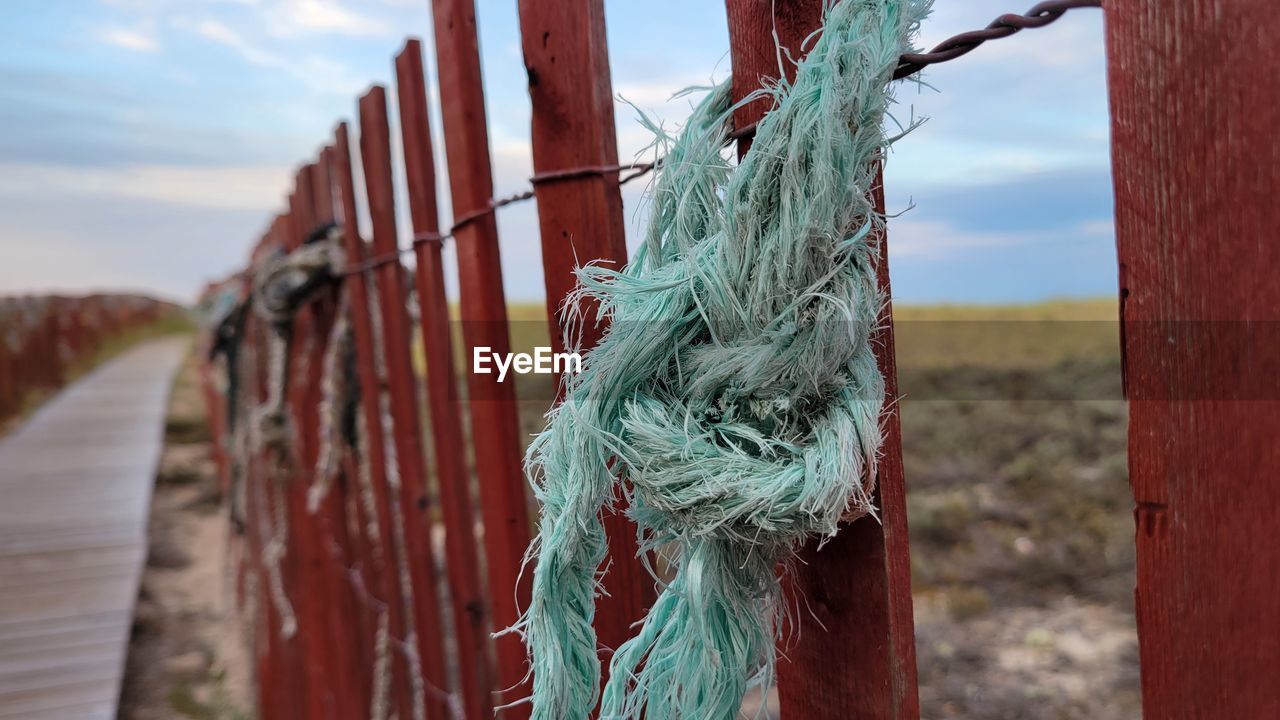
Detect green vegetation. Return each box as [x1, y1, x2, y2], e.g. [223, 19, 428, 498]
[167, 671, 252, 720]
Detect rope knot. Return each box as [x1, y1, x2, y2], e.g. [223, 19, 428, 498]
[521, 2, 928, 718]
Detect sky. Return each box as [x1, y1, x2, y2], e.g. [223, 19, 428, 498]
[0, 0, 1114, 305]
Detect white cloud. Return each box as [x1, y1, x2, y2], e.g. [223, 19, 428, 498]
[190, 18, 277, 65]
[0, 162, 291, 211]
[1075, 219, 1114, 238]
[886, 219, 1030, 260]
[98, 23, 160, 52]
[269, 0, 392, 38]
[183, 18, 364, 94]
[0, 236, 144, 297]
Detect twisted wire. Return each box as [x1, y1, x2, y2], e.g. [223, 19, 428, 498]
[894, 0, 1102, 79]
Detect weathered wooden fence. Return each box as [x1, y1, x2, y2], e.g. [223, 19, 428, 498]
[196, 0, 1279, 718]
[0, 293, 178, 426]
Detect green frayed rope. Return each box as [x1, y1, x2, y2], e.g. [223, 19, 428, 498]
[520, 1, 929, 717]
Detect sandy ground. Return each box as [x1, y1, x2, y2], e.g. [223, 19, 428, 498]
[118, 350, 253, 720]
[915, 596, 1140, 719]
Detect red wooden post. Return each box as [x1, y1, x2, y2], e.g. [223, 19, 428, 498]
[515, 0, 656, 680]
[246, 223, 291, 720]
[357, 86, 452, 720]
[269, 203, 307, 718]
[321, 145, 374, 716]
[340, 451, 379, 709]
[285, 172, 342, 720]
[1105, 1, 1280, 716]
[307, 149, 367, 720]
[244, 436, 283, 720]
[724, 2, 919, 717]
[312, 148, 335, 228]
[334, 122, 419, 720]
[395, 39, 495, 720]
[429, 1, 533, 711]
[0, 327, 12, 421]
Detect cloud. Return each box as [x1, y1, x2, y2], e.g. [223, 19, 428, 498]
[269, 0, 392, 38]
[0, 162, 291, 211]
[182, 18, 363, 95]
[886, 168, 1115, 237]
[886, 219, 1030, 260]
[0, 236, 144, 298]
[3, 188, 267, 301]
[98, 0, 393, 38]
[98, 23, 161, 52]
[1075, 219, 1114, 238]
[190, 18, 278, 66]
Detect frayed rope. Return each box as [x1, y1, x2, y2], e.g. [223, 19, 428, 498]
[519, 1, 930, 718]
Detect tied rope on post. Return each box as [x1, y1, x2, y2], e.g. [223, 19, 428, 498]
[250, 226, 345, 453]
[519, 1, 931, 718]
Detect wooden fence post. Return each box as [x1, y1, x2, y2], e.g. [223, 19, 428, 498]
[358, 86, 453, 720]
[1105, 1, 1280, 716]
[287, 165, 343, 720]
[274, 199, 316, 718]
[724, 2, 919, 718]
[394, 39, 496, 720]
[333, 122, 419, 720]
[253, 216, 297, 720]
[515, 0, 657, 687]
[429, 2, 533, 712]
[307, 149, 367, 720]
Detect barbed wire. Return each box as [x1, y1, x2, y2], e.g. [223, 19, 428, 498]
[338, 0, 1101, 277]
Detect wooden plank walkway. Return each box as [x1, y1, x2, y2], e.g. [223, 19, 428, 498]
[0, 337, 188, 719]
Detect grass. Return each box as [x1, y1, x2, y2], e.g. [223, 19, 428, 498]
[492, 299, 1120, 370]
[167, 671, 252, 720]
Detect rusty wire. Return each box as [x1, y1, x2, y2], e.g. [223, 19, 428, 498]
[895, 0, 1102, 79]
[337, 0, 1100, 277]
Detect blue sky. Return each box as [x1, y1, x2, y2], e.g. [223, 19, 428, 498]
[1, 0, 1113, 304]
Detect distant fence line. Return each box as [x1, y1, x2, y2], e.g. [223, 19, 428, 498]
[0, 294, 182, 425]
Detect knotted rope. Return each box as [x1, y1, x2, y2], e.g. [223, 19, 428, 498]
[520, 1, 929, 717]
[250, 227, 345, 453]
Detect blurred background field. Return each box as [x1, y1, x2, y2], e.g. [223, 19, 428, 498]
[892, 300, 1136, 720]
[500, 297, 1136, 720]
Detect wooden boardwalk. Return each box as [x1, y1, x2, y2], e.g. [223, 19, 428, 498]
[0, 337, 188, 719]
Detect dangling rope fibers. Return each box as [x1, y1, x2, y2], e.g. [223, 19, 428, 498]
[520, 0, 930, 717]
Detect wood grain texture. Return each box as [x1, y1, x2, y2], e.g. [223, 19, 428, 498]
[334, 123, 417, 720]
[724, 2, 919, 717]
[305, 150, 367, 720]
[1105, 1, 1280, 716]
[0, 338, 186, 719]
[515, 0, 657, 687]
[286, 168, 339, 720]
[358, 87, 452, 720]
[395, 40, 495, 720]
[429, 2, 533, 713]
[274, 203, 311, 717]
[241, 236, 288, 720]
